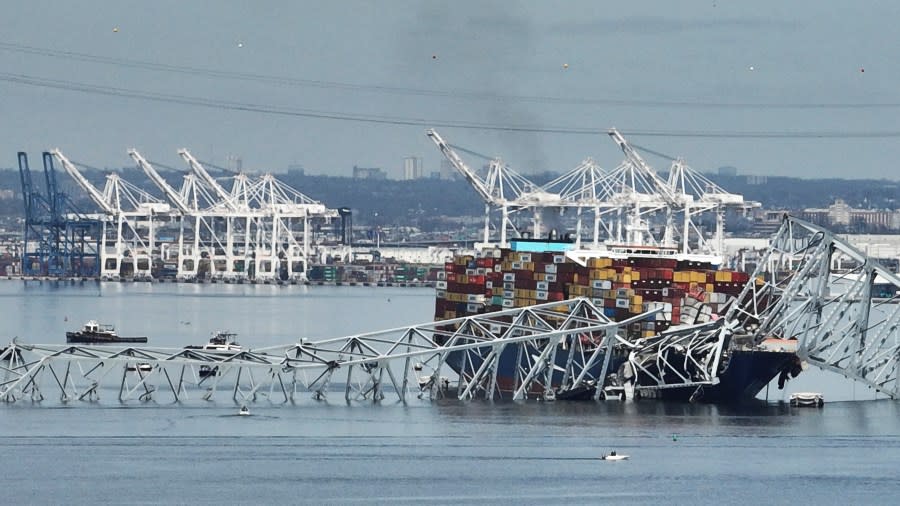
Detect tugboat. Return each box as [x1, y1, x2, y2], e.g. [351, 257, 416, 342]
[66, 320, 148, 344]
[600, 451, 629, 461]
[185, 331, 242, 353]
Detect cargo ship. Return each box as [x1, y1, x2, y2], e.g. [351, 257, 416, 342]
[433, 239, 800, 403]
[65, 320, 148, 344]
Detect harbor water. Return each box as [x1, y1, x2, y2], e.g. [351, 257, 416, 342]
[2, 281, 899, 504]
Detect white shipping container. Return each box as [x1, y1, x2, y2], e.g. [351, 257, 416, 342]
[544, 264, 558, 274]
[436, 290, 446, 299]
[435, 280, 447, 289]
[536, 290, 548, 300]
[503, 281, 515, 290]
[553, 254, 565, 264]
[615, 298, 630, 308]
[518, 253, 532, 263]
[485, 281, 493, 289]
[503, 273, 515, 282]
[545, 273, 557, 282]
[436, 271, 447, 281]
[501, 299, 515, 308]
[536, 281, 549, 291]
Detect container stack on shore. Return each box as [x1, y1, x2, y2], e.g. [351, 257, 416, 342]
[434, 248, 752, 338]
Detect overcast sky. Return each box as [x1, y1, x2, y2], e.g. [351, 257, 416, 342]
[2, 1, 899, 180]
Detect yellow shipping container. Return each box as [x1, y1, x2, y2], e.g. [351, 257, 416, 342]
[633, 295, 643, 305]
[631, 270, 640, 281]
[706, 283, 714, 293]
[631, 304, 643, 313]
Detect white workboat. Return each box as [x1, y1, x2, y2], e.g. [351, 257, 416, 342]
[789, 392, 824, 407]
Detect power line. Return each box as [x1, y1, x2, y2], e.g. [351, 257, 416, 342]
[4, 71, 900, 139]
[2, 40, 900, 110]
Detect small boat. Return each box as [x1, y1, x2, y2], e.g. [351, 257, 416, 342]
[66, 320, 148, 344]
[185, 331, 242, 353]
[600, 451, 629, 461]
[238, 406, 250, 416]
[789, 392, 824, 407]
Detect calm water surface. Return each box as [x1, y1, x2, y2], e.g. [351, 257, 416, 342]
[1, 281, 899, 505]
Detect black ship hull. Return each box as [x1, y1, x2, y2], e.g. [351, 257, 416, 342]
[443, 346, 796, 404]
[65, 332, 147, 344]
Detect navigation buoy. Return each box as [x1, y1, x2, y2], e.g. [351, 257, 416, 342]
[672, 433, 678, 441]
[112, 27, 119, 33]
[563, 63, 569, 69]
[237, 42, 244, 48]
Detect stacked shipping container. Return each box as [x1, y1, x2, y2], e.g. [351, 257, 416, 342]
[435, 248, 752, 339]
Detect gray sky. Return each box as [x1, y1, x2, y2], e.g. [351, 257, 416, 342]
[2, 1, 899, 179]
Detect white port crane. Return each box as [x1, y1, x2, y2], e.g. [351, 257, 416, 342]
[428, 129, 607, 247]
[428, 127, 754, 261]
[606, 127, 681, 248]
[53, 149, 170, 279]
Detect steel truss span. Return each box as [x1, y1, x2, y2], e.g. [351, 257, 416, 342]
[728, 216, 900, 399]
[0, 299, 658, 405]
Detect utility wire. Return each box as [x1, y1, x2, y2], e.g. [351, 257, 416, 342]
[4, 71, 900, 139]
[2, 40, 900, 110]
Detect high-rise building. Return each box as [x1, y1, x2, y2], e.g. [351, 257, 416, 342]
[403, 156, 423, 180]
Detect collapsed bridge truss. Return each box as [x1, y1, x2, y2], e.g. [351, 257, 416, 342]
[727, 216, 900, 399]
[0, 299, 653, 405]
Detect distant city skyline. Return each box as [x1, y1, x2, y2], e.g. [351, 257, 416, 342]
[2, 1, 900, 180]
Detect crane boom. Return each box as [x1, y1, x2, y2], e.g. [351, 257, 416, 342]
[426, 129, 497, 204]
[129, 149, 193, 214]
[17, 152, 36, 219]
[51, 149, 116, 215]
[608, 128, 680, 206]
[177, 149, 236, 210]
